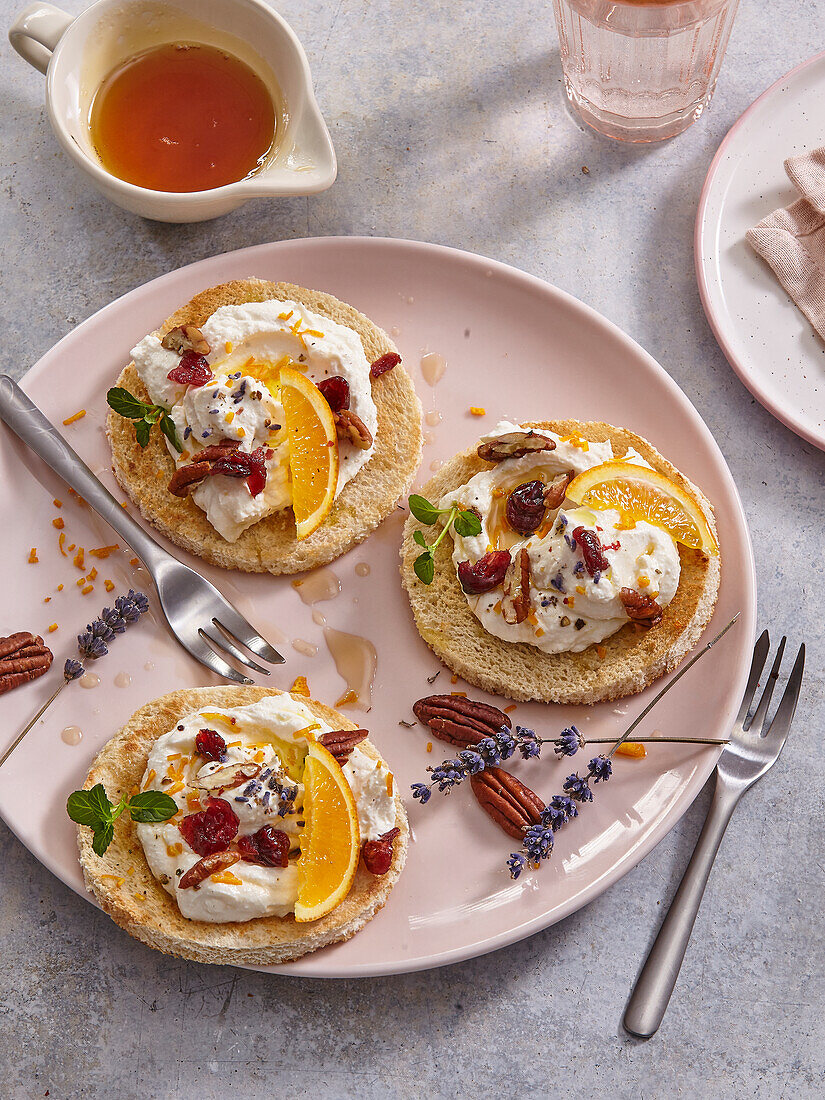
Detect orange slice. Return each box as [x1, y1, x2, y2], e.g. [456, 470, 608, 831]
[279, 364, 338, 539]
[294, 742, 360, 923]
[566, 461, 718, 554]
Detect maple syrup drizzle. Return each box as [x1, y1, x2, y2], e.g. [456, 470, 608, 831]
[420, 353, 447, 386]
[323, 628, 376, 712]
[292, 568, 341, 605]
[61, 726, 82, 746]
[89, 43, 277, 193]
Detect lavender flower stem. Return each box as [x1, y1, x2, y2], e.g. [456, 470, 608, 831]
[607, 613, 740, 760]
[0, 680, 67, 768]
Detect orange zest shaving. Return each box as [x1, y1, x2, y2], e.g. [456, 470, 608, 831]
[52, 517, 64, 529]
[28, 548, 38, 563]
[616, 742, 646, 758]
[53, 499, 62, 507]
[335, 689, 358, 707]
[89, 544, 119, 558]
[104, 579, 114, 592]
[141, 769, 157, 791]
[62, 409, 86, 426]
[73, 548, 85, 570]
[211, 871, 243, 886]
[290, 675, 311, 697]
[48, 623, 58, 633]
[469, 406, 486, 416]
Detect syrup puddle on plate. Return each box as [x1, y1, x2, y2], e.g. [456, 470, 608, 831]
[354, 562, 371, 578]
[323, 627, 376, 712]
[420, 352, 446, 386]
[424, 410, 443, 427]
[79, 672, 100, 689]
[292, 638, 318, 657]
[114, 671, 132, 688]
[61, 725, 82, 746]
[292, 567, 341, 605]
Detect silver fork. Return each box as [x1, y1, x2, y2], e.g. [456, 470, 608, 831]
[623, 630, 805, 1038]
[0, 375, 284, 683]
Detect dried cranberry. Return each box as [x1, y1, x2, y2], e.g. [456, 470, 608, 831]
[179, 797, 238, 856]
[362, 828, 400, 875]
[316, 375, 350, 413]
[370, 352, 401, 379]
[167, 351, 213, 387]
[238, 825, 290, 868]
[506, 480, 547, 535]
[212, 446, 269, 497]
[572, 526, 609, 576]
[457, 550, 511, 594]
[195, 728, 227, 761]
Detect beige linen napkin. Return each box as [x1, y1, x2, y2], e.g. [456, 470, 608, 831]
[746, 147, 825, 340]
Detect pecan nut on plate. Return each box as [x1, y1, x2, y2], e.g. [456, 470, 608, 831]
[0, 632, 53, 696]
[161, 324, 211, 356]
[318, 729, 368, 764]
[412, 694, 511, 749]
[501, 547, 532, 625]
[470, 767, 544, 840]
[477, 431, 556, 463]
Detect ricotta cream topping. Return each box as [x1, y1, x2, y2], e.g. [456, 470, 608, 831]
[440, 421, 681, 654]
[136, 695, 395, 923]
[131, 299, 378, 541]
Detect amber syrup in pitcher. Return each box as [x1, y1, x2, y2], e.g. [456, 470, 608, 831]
[89, 43, 277, 192]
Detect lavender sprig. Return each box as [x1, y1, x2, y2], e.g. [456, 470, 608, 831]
[509, 758, 611, 879]
[411, 728, 517, 803]
[0, 591, 150, 770]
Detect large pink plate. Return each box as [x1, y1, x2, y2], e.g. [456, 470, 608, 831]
[0, 237, 755, 976]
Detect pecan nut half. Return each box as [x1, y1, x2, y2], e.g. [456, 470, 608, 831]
[334, 410, 373, 450]
[477, 431, 556, 463]
[179, 849, 240, 890]
[318, 729, 369, 764]
[620, 587, 663, 627]
[543, 471, 573, 512]
[502, 548, 531, 624]
[0, 632, 53, 695]
[196, 762, 261, 793]
[161, 324, 211, 355]
[471, 767, 544, 839]
[412, 694, 511, 748]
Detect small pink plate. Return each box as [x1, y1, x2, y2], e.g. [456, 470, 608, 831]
[0, 238, 755, 976]
[696, 51, 825, 450]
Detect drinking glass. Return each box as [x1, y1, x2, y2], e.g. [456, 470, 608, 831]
[552, 0, 741, 142]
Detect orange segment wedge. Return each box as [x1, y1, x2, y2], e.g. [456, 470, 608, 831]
[279, 364, 338, 539]
[294, 741, 360, 923]
[566, 461, 718, 555]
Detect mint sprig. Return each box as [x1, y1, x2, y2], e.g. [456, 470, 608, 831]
[408, 494, 482, 585]
[67, 783, 178, 856]
[107, 387, 182, 452]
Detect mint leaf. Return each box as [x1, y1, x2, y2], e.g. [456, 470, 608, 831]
[134, 419, 151, 447]
[408, 494, 441, 525]
[107, 387, 151, 420]
[413, 530, 427, 548]
[453, 510, 482, 538]
[159, 413, 182, 453]
[414, 550, 435, 585]
[92, 822, 114, 857]
[67, 784, 112, 827]
[128, 791, 179, 823]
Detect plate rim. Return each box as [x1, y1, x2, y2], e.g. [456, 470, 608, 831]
[695, 49, 825, 452]
[7, 235, 756, 976]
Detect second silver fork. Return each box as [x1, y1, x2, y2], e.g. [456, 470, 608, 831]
[623, 630, 805, 1038]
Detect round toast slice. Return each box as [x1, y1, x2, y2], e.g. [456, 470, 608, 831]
[107, 279, 423, 574]
[400, 419, 721, 705]
[77, 687, 408, 966]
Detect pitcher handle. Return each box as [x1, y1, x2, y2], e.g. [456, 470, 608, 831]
[9, 2, 72, 75]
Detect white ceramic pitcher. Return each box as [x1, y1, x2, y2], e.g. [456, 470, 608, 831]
[9, 0, 337, 222]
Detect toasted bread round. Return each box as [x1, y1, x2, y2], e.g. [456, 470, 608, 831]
[400, 420, 721, 705]
[107, 279, 423, 574]
[77, 687, 408, 966]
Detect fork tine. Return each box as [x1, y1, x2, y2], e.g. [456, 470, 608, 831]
[761, 643, 805, 751]
[199, 626, 270, 677]
[746, 636, 786, 735]
[211, 609, 285, 665]
[736, 629, 771, 725]
[187, 635, 254, 685]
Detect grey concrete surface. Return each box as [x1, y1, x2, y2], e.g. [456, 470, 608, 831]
[1, 1, 824, 1097]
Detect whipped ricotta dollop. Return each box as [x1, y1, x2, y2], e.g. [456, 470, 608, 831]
[131, 299, 378, 541]
[136, 695, 395, 923]
[440, 421, 681, 654]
